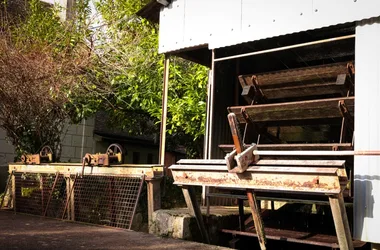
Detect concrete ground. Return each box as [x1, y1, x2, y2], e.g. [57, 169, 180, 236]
[0, 211, 231, 250]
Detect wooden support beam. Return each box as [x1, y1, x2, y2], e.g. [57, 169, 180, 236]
[247, 190, 266, 250]
[146, 177, 162, 226]
[182, 186, 210, 244]
[329, 193, 354, 250]
[228, 97, 355, 124]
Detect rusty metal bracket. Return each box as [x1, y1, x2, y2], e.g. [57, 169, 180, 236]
[226, 144, 259, 173]
[338, 100, 354, 132]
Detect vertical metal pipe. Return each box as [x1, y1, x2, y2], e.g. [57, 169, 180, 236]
[207, 50, 216, 159]
[159, 55, 170, 166]
[203, 70, 213, 160]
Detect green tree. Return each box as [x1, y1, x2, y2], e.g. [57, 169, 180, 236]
[66, 0, 209, 157]
[0, 0, 92, 159]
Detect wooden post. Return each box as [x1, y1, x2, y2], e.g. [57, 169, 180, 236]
[182, 186, 210, 244]
[247, 190, 266, 250]
[11, 173, 16, 212]
[329, 193, 354, 250]
[65, 176, 75, 221]
[146, 177, 162, 226]
[159, 55, 170, 166]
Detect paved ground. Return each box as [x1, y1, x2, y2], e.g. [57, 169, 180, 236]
[0, 211, 231, 250]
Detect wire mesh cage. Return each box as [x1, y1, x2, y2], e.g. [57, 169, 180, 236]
[2, 172, 144, 230]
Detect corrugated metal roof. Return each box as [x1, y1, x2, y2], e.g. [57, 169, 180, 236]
[136, 0, 171, 24]
[156, 0, 380, 54]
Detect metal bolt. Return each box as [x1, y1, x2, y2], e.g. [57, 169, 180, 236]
[315, 9, 318, 12]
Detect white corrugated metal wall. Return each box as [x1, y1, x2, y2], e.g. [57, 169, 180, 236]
[159, 0, 380, 54]
[354, 18, 380, 244]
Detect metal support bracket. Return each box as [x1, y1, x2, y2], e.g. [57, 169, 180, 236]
[226, 144, 259, 173]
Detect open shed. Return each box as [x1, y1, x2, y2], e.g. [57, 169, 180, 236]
[139, 1, 380, 249]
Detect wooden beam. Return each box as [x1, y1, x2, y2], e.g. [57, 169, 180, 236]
[329, 193, 354, 250]
[182, 186, 210, 244]
[229, 97, 355, 123]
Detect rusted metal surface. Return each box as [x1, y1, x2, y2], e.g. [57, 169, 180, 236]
[20, 146, 54, 165]
[171, 167, 344, 194]
[82, 143, 124, 167]
[9, 163, 163, 179]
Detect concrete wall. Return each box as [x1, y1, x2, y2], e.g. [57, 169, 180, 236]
[60, 118, 95, 162]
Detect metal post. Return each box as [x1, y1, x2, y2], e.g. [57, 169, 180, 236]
[159, 55, 170, 167]
[207, 49, 216, 159]
[329, 193, 354, 250]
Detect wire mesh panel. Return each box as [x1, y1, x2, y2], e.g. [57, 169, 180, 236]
[66, 174, 144, 229]
[8, 172, 144, 230]
[14, 172, 67, 217]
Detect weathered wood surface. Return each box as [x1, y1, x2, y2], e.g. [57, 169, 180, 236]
[228, 97, 354, 123]
[239, 62, 351, 88]
[218, 143, 353, 153]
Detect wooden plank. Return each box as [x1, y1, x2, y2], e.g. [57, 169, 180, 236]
[171, 164, 340, 174]
[9, 164, 163, 179]
[222, 227, 364, 248]
[329, 193, 354, 250]
[229, 97, 354, 123]
[247, 190, 266, 250]
[182, 186, 210, 244]
[263, 82, 347, 99]
[219, 143, 353, 153]
[176, 159, 346, 167]
[239, 62, 350, 88]
[171, 169, 343, 194]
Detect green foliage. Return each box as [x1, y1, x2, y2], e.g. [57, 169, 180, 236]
[70, 0, 209, 157]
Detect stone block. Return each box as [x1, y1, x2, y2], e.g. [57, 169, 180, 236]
[0, 140, 14, 154]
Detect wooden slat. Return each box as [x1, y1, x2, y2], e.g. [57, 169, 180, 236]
[229, 97, 354, 123]
[219, 143, 353, 153]
[239, 62, 350, 88]
[177, 158, 346, 167]
[222, 228, 365, 249]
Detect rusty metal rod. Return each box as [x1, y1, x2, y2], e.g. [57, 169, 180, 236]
[214, 34, 355, 62]
[43, 172, 60, 217]
[207, 49, 216, 158]
[252, 150, 380, 156]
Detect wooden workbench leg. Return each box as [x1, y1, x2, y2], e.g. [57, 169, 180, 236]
[247, 189, 266, 250]
[329, 193, 354, 250]
[238, 199, 245, 231]
[12, 173, 16, 212]
[146, 177, 162, 227]
[182, 185, 210, 244]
